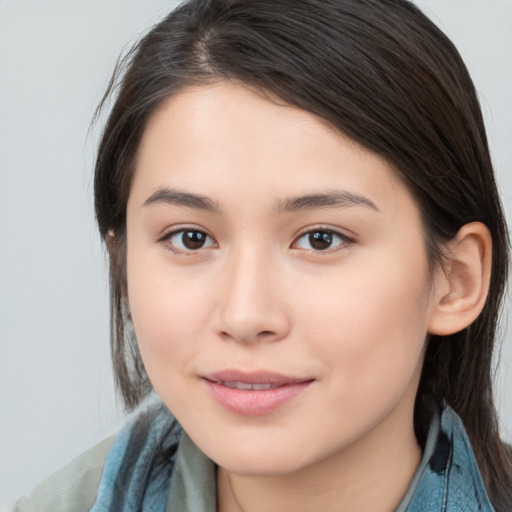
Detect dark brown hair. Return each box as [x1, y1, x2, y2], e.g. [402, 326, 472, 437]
[94, 0, 511, 507]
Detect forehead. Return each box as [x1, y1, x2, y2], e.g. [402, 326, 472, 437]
[130, 81, 413, 218]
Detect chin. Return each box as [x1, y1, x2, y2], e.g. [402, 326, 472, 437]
[204, 436, 321, 477]
[218, 455, 306, 477]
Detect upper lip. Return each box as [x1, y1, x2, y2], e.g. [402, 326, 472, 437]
[202, 369, 313, 386]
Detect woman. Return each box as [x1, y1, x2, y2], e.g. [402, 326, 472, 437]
[15, 0, 512, 510]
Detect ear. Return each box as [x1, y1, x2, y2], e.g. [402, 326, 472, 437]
[428, 222, 492, 336]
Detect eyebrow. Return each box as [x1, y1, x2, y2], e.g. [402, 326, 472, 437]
[143, 187, 379, 214]
[276, 190, 379, 213]
[143, 188, 221, 212]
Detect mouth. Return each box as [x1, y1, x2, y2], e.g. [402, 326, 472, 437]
[203, 369, 312, 386]
[201, 370, 314, 416]
[211, 381, 285, 391]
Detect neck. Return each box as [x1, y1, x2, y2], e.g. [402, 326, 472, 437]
[216, 400, 422, 512]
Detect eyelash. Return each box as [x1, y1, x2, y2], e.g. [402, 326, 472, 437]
[158, 227, 355, 256]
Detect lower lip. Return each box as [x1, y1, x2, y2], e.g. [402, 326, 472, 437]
[203, 379, 313, 416]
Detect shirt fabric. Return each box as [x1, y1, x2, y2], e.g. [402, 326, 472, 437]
[14, 396, 496, 511]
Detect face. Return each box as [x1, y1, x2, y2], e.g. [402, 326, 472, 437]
[126, 82, 440, 476]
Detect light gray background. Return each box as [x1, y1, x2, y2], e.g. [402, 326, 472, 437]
[0, 0, 511, 508]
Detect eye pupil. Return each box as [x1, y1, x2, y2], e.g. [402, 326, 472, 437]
[182, 231, 206, 249]
[309, 231, 333, 250]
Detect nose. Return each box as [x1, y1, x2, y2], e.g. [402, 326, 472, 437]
[212, 247, 291, 344]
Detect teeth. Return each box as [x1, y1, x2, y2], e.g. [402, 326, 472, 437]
[252, 383, 275, 390]
[219, 381, 279, 390]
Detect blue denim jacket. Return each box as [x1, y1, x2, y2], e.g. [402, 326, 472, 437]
[86, 399, 495, 512]
[399, 406, 495, 511]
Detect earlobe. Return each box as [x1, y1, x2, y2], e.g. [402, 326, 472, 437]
[428, 222, 492, 336]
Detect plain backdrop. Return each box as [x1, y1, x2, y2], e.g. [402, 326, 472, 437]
[1, 0, 511, 508]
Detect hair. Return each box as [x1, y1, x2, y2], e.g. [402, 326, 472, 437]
[93, 0, 512, 507]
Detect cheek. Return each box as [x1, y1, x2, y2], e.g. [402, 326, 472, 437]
[125, 245, 216, 373]
[296, 249, 431, 406]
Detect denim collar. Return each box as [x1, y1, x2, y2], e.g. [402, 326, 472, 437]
[400, 405, 495, 511]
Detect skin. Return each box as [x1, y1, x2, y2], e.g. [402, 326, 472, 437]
[125, 81, 454, 511]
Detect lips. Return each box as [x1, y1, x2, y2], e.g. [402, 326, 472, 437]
[202, 370, 314, 416]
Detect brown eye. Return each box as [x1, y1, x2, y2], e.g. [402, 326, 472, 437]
[164, 229, 216, 253]
[182, 230, 207, 249]
[309, 231, 333, 250]
[294, 229, 351, 252]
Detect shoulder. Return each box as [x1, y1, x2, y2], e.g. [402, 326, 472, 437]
[13, 436, 113, 512]
[13, 395, 179, 512]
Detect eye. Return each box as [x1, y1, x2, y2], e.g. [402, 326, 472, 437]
[293, 229, 352, 252]
[161, 229, 217, 254]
